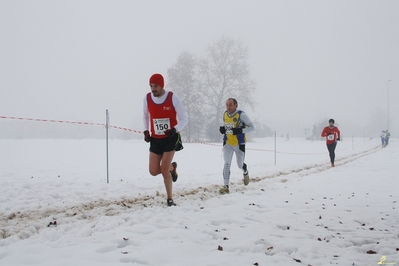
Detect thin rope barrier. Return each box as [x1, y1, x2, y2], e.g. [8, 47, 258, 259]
[0, 115, 376, 155]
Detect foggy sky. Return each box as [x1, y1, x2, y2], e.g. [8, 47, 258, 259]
[1, 0, 398, 137]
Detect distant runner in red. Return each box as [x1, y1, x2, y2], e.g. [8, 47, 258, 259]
[321, 118, 341, 167]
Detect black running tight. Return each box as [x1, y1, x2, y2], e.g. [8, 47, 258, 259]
[327, 142, 337, 163]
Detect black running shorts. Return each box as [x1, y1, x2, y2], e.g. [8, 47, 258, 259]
[150, 133, 183, 155]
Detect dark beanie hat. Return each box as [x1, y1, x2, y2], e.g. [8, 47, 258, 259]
[329, 119, 335, 124]
[149, 73, 164, 88]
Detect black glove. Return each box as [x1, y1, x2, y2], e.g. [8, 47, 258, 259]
[219, 126, 226, 134]
[143, 130, 151, 143]
[164, 128, 177, 138]
[337, 138, 340, 141]
[327, 132, 332, 136]
[232, 128, 243, 135]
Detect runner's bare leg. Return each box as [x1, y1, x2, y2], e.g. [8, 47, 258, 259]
[149, 151, 175, 199]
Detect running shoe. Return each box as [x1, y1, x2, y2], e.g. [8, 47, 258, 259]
[243, 174, 250, 186]
[219, 185, 229, 194]
[170, 162, 178, 182]
[243, 163, 250, 186]
[167, 199, 176, 207]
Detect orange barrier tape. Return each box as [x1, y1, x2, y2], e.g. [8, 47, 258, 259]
[1, 115, 105, 126]
[0, 115, 372, 155]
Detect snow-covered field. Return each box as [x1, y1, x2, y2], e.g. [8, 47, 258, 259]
[0, 137, 398, 266]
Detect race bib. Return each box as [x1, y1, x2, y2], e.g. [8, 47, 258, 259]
[225, 122, 234, 134]
[153, 118, 170, 135]
[327, 134, 335, 141]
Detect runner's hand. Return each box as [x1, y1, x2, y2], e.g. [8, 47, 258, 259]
[143, 130, 151, 142]
[232, 128, 243, 135]
[165, 128, 176, 137]
[219, 126, 226, 134]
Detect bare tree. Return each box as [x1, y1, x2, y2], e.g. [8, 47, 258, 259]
[167, 52, 203, 141]
[198, 36, 256, 141]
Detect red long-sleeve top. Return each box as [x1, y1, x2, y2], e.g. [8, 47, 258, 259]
[321, 126, 341, 144]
